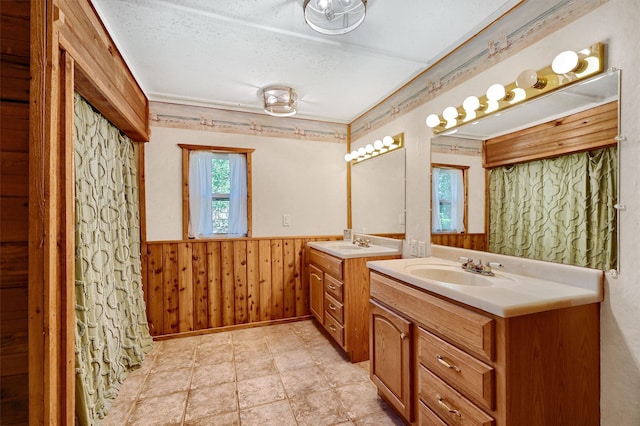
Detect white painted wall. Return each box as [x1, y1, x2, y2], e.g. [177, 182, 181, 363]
[145, 127, 347, 240]
[370, 0, 639, 422]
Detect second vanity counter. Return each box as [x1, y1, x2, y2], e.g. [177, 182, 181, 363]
[366, 255, 604, 318]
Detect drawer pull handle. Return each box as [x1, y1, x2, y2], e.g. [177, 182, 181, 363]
[311, 273, 322, 280]
[328, 284, 336, 290]
[437, 396, 462, 417]
[329, 304, 337, 311]
[329, 324, 337, 332]
[400, 332, 407, 340]
[436, 355, 461, 372]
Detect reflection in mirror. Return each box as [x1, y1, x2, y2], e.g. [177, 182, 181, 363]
[351, 147, 405, 237]
[430, 70, 620, 270]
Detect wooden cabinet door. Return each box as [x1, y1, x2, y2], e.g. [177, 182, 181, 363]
[370, 299, 413, 422]
[309, 264, 324, 323]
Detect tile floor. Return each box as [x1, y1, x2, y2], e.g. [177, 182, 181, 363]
[104, 320, 404, 425]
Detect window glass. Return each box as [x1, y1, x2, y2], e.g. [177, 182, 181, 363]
[432, 166, 466, 233]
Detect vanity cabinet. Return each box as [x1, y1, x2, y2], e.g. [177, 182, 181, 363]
[369, 271, 600, 426]
[306, 247, 400, 362]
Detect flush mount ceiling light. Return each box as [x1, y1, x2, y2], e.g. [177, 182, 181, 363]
[303, 0, 367, 35]
[260, 85, 298, 117]
[425, 42, 605, 135]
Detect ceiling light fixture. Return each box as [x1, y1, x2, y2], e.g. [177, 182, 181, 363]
[425, 42, 604, 134]
[260, 85, 298, 117]
[303, 0, 367, 35]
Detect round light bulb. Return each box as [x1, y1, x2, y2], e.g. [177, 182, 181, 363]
[552, 50, 579, 74]
[350, 150, 358, 159]
[425, 114, 442, 128]
[486, 83, 506, 101]
[463, 96, 480, 112]
[357, 147, 366, 156]
[516, 69, 538, 88]
[344, 153, 352, 162]
[442, 106, 460, 121]
[383, 135, 394, 146]
[373, 139, 383, 150]
[365, 144, 375, 153]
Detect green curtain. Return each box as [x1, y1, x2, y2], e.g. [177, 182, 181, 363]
[74, 94, 153, 425]
[488, 147, 617, 270]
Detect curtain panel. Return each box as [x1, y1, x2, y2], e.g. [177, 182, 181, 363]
[488, 147, 617, 270]
[74, 94, 153, 424]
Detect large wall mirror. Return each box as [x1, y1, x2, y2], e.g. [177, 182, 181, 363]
[351, 147, 406, 237]
[431, 69, 620, 271]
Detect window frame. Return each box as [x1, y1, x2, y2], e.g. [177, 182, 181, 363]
[179, 144, 254, 240]
[431, 163, 469, 234]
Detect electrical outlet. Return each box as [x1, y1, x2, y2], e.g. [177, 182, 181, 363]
[282, 213, 291, 227]
[409, 239, 417, 256]
[418, 241, 426, 257]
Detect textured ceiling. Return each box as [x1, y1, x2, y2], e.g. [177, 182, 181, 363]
[92, 0, 522, 123]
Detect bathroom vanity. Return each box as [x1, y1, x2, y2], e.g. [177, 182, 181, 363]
[306, 238, 401, 362]
[367, 246, 603, 425]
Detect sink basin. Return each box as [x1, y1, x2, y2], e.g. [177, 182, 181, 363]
[325, 243, 363, 250]
[403, 265, 494, 286]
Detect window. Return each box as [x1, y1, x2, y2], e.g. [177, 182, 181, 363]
[431, 164, 468, 233]
[180, 145, 254, 239]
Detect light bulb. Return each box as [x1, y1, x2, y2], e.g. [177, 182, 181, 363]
[344, 153, 352, 162]
[350, 150, 358, 159]
[357, 147, 366, 156]
[509, 88, 527, 104]
[425, 114, 442, 128]
[373, 139, 383, 150]
[552, 50, 579, 74]
[486, 84, 506, 101]
[365, 144, 374, 153]
[316, 0, 330, 10]
[267, 95, 277, 104]
[383, 136, 394, 146]
[463, 96, 480, 112]
[443, 106, 460, 121]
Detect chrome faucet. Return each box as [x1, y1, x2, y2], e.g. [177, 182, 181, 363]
[353, 237, 371, 247]
[458, 257, 503, 276]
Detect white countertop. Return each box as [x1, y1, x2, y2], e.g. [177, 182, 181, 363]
[307, 237, 402, 259]
[367, 256, 604, 318]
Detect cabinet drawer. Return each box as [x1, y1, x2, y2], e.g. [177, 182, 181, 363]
[418, 366, 494, 426]
[309, 248, 343, 280]
[418, 400, 448, 426]
[370, 272, 495, 362]
[325, 274, 343, 302]
[417, 327, 494, 410]
[325, 293, 344, 324]
[324, 312, 345, 347]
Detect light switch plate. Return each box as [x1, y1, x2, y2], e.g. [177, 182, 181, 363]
[282, 214, 291, 226]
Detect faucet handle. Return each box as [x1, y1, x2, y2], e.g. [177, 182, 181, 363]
[487, 262, 504, 269]
[458, 256, 472, 264]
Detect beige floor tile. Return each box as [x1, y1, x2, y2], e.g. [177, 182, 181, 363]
[139, 367, 192, 399]
[127, 391, 188, 426]
[267, 333, 306, 354]
[274, 348, 316, 372]
[195, 342, 234, 365]
[150, 348, 196, 373]
[184, 382, 238, 422]
[307, 341, 350, 365]
[233, 338, 270, 356]
[190, 360, 235, 389]
[103, 395, 135, 426]
[114, 371, 146, 401]
[184, 410, 240, 426]
[237, 374, 286, 409]
[319, 359, 370, 388]
[235, 353, 277, 381]
[335, 382, 387, 420]
[352, 408, 405, 425]
[280, 365, 331, 398]
[232, 327, 265, 341]
[239, 400, 297, 426]
[289, 389, 350, 426]
[197, 331, 232, 348]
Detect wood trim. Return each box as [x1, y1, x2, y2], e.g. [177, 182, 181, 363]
[346, 123, 352, 229]
[56, 0, 149, 141]
[430, 233, 487, 251]
[483, 101, 618, 168]
[179, 145, 254, 239]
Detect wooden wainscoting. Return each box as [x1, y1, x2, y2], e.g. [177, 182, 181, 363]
[143, 236, 340, 337]
[431, 233, 487, 251]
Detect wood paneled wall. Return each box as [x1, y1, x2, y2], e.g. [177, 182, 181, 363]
[1, 1, 30, 423]
[144, 237, 340, 337]
[431, 233, 487, 251]
[483, 101, 618, 168]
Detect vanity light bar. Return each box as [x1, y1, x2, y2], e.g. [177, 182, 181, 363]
[345, 132, 404, 164]
[425, 42, 605, 135]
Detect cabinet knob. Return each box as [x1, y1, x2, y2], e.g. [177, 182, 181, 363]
[329, 304, 337, 311]
[400, 332, 407, 340]
[328, 284, 336, 290]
